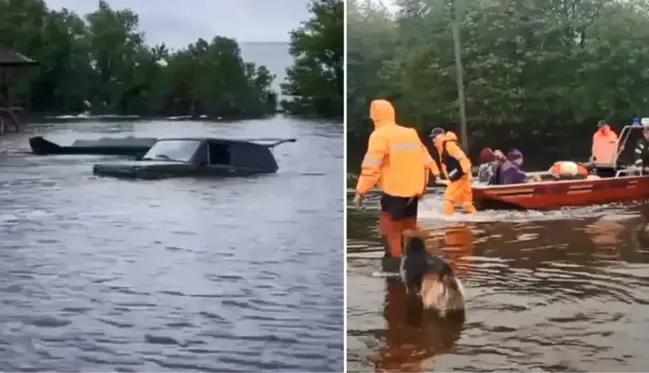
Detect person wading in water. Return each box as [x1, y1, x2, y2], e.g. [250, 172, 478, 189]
[353, 99, 439, 272]
[429, 128, 476, 215]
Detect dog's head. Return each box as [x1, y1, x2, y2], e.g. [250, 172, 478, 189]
[402, 229, 428, 256]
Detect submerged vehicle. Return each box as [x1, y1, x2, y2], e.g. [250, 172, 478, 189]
[29, 136, 157, 158]
[473, 122, 649, 210]
[92, 137, 297, 179]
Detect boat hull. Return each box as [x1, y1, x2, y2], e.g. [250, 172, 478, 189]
[473, 175, 649, 210]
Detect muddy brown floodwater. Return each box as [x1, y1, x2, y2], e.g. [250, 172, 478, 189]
[347, 190, 649, 372]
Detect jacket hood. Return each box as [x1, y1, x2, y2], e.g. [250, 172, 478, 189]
[435, 130, 459, 148]
[369, 99, 396, 128]
[598, 124, 611, 135]
[479, 147, 495, 163]
[445, 131, 458, 141]
[507, 149, 523, 161]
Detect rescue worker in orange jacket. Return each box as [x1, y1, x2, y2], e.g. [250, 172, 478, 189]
[353, 99, 438, 272]
[429, 128, 476, 215]
[591, 120, 619, 166]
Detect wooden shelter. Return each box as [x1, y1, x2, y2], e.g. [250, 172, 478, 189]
[0, 45, 37, 134]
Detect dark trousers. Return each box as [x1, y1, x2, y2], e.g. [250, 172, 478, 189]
[379, 194, 419, 272]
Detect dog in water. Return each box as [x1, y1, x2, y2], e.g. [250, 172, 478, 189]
[400, 229, 466, 317]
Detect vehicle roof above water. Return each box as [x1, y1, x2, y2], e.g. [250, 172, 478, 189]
[155, 137, 295, 147]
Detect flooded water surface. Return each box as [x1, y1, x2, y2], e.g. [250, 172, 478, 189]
[0, 116, 344, 372]
[347, 191, 649, 372]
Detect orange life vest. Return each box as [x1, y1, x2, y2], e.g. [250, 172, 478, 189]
[550, 161, 589, 179]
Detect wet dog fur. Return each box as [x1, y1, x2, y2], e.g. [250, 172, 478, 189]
[400, 230, 466, 317]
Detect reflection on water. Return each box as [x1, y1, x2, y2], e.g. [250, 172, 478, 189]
[347, 194, 649, 372]
[0, 116, 344, 372]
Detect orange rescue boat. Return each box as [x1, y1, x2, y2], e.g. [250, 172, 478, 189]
[473, 173, 649, 210]
[474, 123, 649, 210]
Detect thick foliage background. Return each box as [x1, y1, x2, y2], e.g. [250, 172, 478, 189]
[347, 0, 649, 155]
[281, 0, 344, 119]
[1, 0, 342, 119]
[0, 0, 276, 117]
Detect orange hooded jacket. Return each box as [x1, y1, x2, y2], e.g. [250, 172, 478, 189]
[433, 131, 472, 179]
[592, 124, 619, 164]
[356, 100, 439, 197]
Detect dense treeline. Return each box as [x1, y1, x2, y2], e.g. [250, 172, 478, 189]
[0, 0, 276, 117]
[281, 0, 344, 119]
[347, 0, 649, 152]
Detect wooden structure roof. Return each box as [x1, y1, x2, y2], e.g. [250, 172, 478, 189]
[0, 45, 37, 67]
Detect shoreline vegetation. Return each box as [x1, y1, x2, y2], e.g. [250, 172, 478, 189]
[347, 0, 649, 156]
[1, 0, 343, 121]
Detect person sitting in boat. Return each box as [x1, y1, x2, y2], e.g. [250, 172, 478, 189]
[634, 119, 649, 174]
[476, 147, 505, 184]
[591, 120, 619, 166]
[494, 149, 506, 162]
[476, 147, 496, 183]
[549, 161, 591, 180]
[496, 149, 540, 184]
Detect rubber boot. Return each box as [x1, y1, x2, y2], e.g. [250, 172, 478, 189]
[462, 201, 476, 213]
[443, 200, 455, 215]
[381, 235, 402, 273]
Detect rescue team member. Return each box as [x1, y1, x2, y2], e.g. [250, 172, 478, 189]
[591, 120, 619, 166]
[634, 122, 649, 174]
[549, 161, 591, 180]
[353, 99, 438, 271]
[429, 128, 476, 215]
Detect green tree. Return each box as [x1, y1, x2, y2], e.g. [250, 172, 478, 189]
[0, 0, 277, 119]
[347, 0, 649, 155]
[281, 0, 344, 118]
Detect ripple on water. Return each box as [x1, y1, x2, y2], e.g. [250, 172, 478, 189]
[0, 118, 343, 372]
[347, 201, 649, 372]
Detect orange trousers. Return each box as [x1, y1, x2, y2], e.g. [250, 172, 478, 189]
[443, 176, 476, 215]
[379, 212, 418, 257]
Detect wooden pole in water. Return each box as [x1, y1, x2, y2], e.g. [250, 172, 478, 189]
[451, 0, 469, 150]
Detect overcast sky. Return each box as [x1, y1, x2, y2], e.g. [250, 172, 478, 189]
[45, 0, 311, 47]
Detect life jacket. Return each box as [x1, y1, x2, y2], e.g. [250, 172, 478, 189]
[441, 139, 465, 181]
[550, 161, 589, 180]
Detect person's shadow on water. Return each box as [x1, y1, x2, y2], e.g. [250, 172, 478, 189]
[372, 278, 466, 373]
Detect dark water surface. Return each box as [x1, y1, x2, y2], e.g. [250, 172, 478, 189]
[0, 116, 344, 372]
[347, 191, 649, 372]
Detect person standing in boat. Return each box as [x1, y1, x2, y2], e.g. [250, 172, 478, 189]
[353, 99, 439, 272]
[429, 128, 476, 215]
[591, 120, 620, 170]
[633, 120, 649, 174]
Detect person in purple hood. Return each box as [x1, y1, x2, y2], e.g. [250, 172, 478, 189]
[497, 149, 531, 184]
